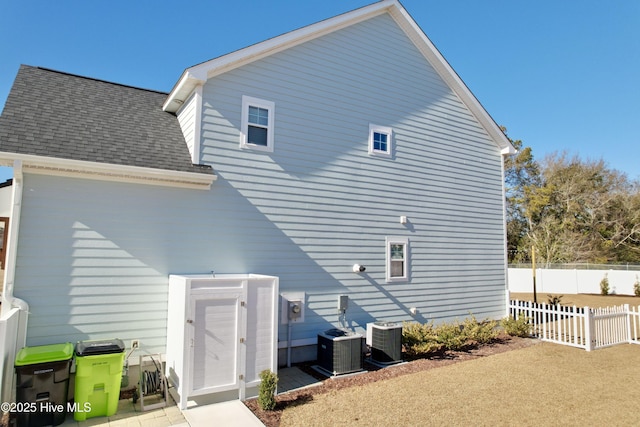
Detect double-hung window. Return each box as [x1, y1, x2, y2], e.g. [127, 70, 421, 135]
[241, 96, 275, 152]
[369, 124, 392, 157]
[386, 237, 409, 282]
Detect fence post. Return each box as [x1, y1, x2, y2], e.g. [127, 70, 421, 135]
[625, 304, 631, 344]
[584, 306, 594, 351]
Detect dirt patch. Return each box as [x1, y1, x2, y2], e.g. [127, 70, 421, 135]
[244, 334, 538, 427]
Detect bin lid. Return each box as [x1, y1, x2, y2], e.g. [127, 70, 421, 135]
[75, 339, 125, 356]
[15, 342, 74, 366]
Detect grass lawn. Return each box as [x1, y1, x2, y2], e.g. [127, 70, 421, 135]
[280, 342, 640, 426]
[280, 293, 640, 426]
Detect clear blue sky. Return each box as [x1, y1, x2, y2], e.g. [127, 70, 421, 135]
[0, 0, 638, 182]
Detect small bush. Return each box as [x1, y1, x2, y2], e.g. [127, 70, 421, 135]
[600, 274, 610, 295]
[462, 315, 499, 345]
[258, 369, 278, 411]
[435, 322, 468, 351]
[402, 321, 442, 357]
[634, 275, 640, 297]
[501, 315, 531, 337]
[547, 294, 563, 305]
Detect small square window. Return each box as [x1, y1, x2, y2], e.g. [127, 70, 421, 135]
[369, 124, 392, 157]
[386, 237, 409, 282]
[241, 96, 275, 152]
[373, 132, 388, 152]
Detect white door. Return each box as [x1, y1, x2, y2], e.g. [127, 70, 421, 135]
[189, 290, 243, 396]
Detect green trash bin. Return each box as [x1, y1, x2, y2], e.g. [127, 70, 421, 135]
[15, 342, 74, 427]
[73, 339, 125, 421]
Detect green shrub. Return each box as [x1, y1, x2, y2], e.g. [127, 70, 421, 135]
[462, 315, 499, 345]
[403, 316, 500, 357]
[600, 274, 610, 295]
[501, 315, 531, 337]
[258, 369, 278, 411]
[634, 275, 640, 297]
[402, 321, 442, 357]
[435, 321, 468, 351]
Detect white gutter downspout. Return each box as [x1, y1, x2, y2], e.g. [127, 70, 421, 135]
[1, 159, 29, 316]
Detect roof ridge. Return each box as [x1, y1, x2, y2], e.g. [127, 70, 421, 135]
[28, 65, 169, 96]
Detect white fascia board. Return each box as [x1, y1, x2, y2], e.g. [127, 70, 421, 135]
[163, 0, 395, 113]
[389, 4, 516, 155]
[163, 0, 516, 156]
[163, 69, 207, 112]
[0, 152, 216, 190]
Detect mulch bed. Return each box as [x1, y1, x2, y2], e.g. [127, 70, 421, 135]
[244, 334, 539, 427]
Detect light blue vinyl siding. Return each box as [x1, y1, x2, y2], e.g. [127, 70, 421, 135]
[198, 14, 506, 344]
[176, 92, 197, 160]
[14, 13, 506, 354]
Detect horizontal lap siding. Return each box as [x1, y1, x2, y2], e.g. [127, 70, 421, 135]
[15, 13, 506, 352]
[200, 13, 506, 343]
[14, 175, 228, 352]
[176, 93, 197, 159]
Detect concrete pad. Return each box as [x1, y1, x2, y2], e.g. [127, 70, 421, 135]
[277, 367, 323, 393]
[182, 400, 263, 427]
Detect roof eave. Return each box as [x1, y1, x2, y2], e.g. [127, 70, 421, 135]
[0, 152, 216, 190]
[163, 0, 396, 113]
[387, 3, 515, 155]
[163, 0, 516, 154]
[163, 69, 207, 112]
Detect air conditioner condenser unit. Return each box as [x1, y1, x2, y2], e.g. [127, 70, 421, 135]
[317, 329, 364, 376]
[366, 322, 403, 365]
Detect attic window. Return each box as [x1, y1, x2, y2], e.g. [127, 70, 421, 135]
[241, 96, 275, 152]
[369, 124, 392, 157]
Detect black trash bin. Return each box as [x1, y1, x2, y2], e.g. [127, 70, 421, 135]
[14, 342, 74, 427]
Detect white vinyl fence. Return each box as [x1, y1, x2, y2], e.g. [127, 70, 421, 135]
[508, 268, 640, 295]
[509, 300, 640, 351]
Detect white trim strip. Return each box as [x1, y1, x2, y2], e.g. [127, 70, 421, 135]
[0, 152, 216, 190]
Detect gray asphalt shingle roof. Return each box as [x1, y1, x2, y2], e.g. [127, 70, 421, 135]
[0, 65, 213, 176]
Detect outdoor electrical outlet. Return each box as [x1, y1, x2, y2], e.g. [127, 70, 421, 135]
[131, 340, 140, 349]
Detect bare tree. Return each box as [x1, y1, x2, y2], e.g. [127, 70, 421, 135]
[518, 151, 640, 264]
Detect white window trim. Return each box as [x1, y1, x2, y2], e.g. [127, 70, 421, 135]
[368, 124, 392, 157]
[386, 236, 409, 283]
[240, 95, 275, 152]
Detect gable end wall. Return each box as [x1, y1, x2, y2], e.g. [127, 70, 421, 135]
[11, 13, 508, 359]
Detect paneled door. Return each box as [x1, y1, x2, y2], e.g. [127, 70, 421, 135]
[189, 289, 243, 396]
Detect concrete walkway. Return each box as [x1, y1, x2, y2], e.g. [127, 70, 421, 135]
[183, 400, 263, 427]
[59, 398, 188, 426]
